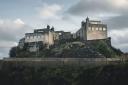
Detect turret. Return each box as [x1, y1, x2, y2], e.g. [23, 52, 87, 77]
[86, 17, 89, 22]
[81, 21, 85, 27]
[47, 25, 50, 29]
[51, 26, 54, 31]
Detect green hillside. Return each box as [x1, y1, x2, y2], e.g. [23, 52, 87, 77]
[9, 40, 123, 58]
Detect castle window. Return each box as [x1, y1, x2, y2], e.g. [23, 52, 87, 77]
[38, 36, 41, 38]
[26, 36, 29, 39]
[88, 27, 91, 31]
[33, 36, 34, 39]
[59, 33, 62, 35]
[36, 36, 38, 38]
[29, 36, 31, 39]
[92, 27, 95, 31]
[96, 27, 99, 31]
[99, 27, 102, 31]
[103, 28, 106, 31]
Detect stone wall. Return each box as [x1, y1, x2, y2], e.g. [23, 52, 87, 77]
[74, 18, 108, 41]
[85, 38, 111, 46]
[87, 30, 107, 40]
[2, 58, 127, 67]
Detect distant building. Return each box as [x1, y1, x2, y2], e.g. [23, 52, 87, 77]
[74, 17, 108, 41]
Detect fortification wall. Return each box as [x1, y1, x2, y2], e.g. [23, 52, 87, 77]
[87, 30, 107, 40]
[86, 37, 111, 46]
[1, 58, 127, 67]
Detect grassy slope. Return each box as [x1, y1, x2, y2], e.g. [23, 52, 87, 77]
[89, 40, 123, 57]
[11, 40, 123, 58]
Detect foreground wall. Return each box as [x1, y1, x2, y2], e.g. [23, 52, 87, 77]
[2, 58, 127, 67]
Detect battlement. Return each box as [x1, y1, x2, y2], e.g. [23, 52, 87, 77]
[89, 20, 102, 24]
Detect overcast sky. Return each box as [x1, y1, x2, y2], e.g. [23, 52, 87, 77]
[0, 0, 128, 58]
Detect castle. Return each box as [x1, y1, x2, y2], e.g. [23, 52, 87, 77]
[18, 17, 109, 52]
[19, 25, 72, 52]
[74, 17, 108, 40]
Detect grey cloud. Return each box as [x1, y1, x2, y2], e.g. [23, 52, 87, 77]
[67, 0, 116, 16]
[0, 19, 32, 58]
[111, 34, 128, 45]
[120, 47, 128, 53]
[0, 47, 10, 58]
[0, 23, 32, 42]
[108, 29, 128, 53]
[104, 15, 128, 30]
[67, 0, 128, 16]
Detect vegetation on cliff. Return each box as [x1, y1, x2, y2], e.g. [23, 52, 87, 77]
[9, 39, 123, 58]
[89, 40, 123, 57]
[0, 62, 128, 85]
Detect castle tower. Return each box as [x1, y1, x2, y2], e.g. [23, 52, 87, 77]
[86, 17, 89, 22]
[85, 18, 107, 40]
[47, 25, 50, 29]
[75, 17, 108, 41]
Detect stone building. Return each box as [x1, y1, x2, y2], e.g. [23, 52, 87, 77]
[55, 31, 72, 40]
[19, 25, 55, 52]
[25, 25, 54, 45]
[18, 25, 73, 52]
[74, 17, 108, 41]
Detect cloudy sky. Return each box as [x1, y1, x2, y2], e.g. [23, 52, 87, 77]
[0, 0, 128, 58]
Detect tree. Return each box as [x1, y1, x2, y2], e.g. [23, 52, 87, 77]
[9, 46, 17, 57]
